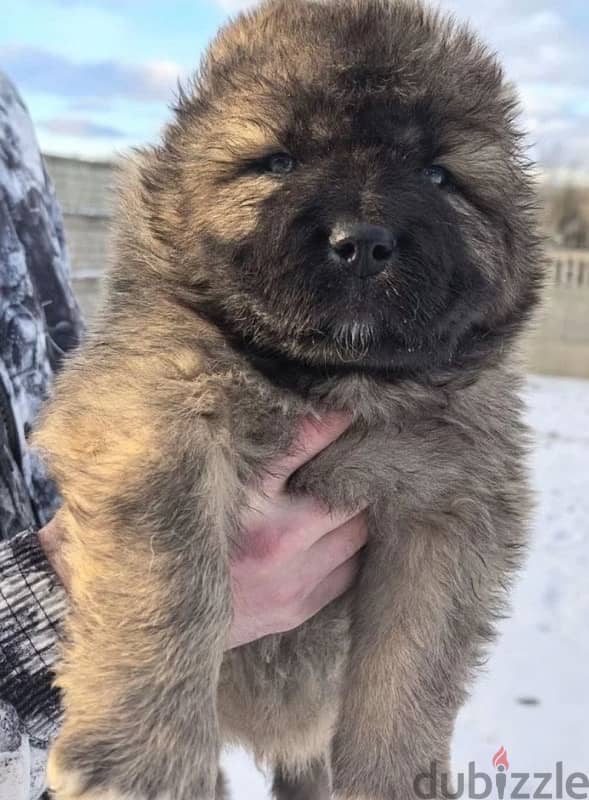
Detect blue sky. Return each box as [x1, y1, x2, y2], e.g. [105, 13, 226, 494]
[1, 0, 588, 174]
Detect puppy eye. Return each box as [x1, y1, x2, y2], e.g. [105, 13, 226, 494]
[266, 153, 295, 175]
[423, 165, 451, 187]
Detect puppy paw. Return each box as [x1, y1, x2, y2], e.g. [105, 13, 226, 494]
[47, 750, 165, 800]
[332, 795, 372, 800]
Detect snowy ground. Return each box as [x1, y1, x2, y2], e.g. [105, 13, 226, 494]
[221, 374, 589, 796]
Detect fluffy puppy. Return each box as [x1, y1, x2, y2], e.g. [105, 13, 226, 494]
[36, 1, 543, 798]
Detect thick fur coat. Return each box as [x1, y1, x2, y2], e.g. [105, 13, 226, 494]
[36, 1, 543, 798]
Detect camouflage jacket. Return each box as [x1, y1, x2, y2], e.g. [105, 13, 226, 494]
[0, 72, 84, 798]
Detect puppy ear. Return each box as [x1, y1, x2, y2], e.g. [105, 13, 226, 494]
[114, 149, 177, 262]
[498, 79, 523, 123]
[198, 0, 307, 85]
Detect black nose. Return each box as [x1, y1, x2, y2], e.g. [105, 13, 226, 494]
[329, 223, 397, 278]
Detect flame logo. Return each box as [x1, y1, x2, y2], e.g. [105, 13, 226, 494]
[492, 746, 510, 771]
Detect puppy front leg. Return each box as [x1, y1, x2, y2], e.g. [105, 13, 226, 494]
[47, 432, 235, 800]
[331, 506, 524, 800]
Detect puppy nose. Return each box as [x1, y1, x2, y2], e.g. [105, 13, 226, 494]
[329, 223, 397, 278]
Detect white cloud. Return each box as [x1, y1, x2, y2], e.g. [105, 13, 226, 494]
[1, 45, 183, 103]
[39, 116, 124, 138]
[437, 1, 589, 171]
[216, 0, 256, 11]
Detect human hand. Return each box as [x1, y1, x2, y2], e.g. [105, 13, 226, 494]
[37, 414, 367, 650]
[37, 515, 70, 590]
[228, 413, 367, 649]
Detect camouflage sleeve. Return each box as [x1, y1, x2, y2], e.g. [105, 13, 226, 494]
[0, 71, 84, 799]
[0, 71, 84, 534]
[0, 530, 65, 800]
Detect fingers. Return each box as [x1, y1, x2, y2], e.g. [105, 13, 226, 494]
[301, 555, 360, 621]
[302, 512, 368, 580]
[37, 515, 70, 591]
[267, 499, 368, 558]
[298, 514, 368, 617]
[228, 512, 367, 647]
[260, 412, 352, 497]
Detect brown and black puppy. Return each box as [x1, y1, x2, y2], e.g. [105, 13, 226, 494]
[36, 1, 543, 798]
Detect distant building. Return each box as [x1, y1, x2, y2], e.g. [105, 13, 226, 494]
[44, 154, 118, 320]
[44, 155, 589, 379]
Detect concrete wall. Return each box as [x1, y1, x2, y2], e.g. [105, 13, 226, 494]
[44, 155, 589, 378]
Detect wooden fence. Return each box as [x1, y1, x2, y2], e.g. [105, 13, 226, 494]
[525, 249, 589, 378]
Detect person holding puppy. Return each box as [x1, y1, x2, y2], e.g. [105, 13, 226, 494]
[0, 72, 366, 800]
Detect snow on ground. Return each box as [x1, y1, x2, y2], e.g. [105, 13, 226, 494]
[222, 375, 589, 796]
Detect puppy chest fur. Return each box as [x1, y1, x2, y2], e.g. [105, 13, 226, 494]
[217, 362, 530, 770]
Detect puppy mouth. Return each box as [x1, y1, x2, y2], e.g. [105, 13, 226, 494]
[329, 317, 378, 361]
[304, 273, 464, 365]
[221, 236, 481, 370]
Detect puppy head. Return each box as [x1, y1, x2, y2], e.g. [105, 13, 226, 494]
[138, 0, 542, 375]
